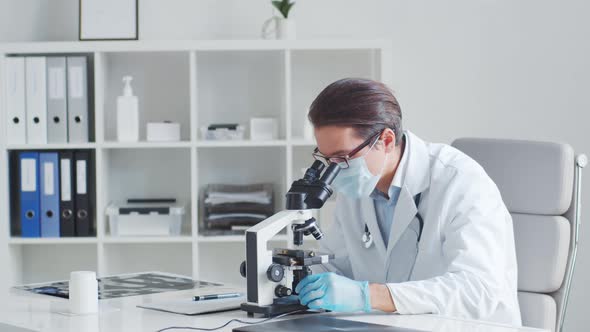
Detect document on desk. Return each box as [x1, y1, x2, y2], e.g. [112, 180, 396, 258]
[234, 315, 429, 332]
[14, 272, 225, 300]
[138, 296, 245, 315]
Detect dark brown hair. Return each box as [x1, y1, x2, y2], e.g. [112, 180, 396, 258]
[308, 78, 403, 145]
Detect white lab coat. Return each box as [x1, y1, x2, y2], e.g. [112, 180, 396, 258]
[317, 130, 522, 326]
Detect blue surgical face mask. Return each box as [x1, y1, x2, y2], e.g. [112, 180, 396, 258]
[331, 145, 387, 199]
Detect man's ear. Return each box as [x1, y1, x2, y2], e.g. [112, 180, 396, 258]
[380, 129, 396, 153]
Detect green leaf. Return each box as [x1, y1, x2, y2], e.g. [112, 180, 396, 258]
[271, 0, 294, 18]
[283, 2, 295, 18]
[272, 1, 284, 15]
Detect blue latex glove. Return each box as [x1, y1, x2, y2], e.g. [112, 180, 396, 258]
[295, 272, 371, 312]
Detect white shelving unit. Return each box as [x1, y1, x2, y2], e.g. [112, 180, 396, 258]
[0, 40, 392, 288]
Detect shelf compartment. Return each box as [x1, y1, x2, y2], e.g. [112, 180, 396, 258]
[197, 146, 287, 235]
[7, 149, 98, 238]
[100, 148, 192, 237]
[196, 50, 286, 140]
[2, 52, 97, 144]
[101, 51, 191, 142]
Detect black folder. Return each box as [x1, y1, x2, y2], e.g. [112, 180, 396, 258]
[74, 151, 93, 236]
[59, 151, 76, 237]
[9, 151, 21, 237]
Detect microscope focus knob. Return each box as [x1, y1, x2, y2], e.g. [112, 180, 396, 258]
[275, 285, 292, 298]
[266, 264, 284, 282]
[240, 261, 246, 278]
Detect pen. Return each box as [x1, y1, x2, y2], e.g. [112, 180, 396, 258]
[193, 292, 242, 301]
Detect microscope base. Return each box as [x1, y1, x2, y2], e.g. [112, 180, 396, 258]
[241, 301, 308, 318]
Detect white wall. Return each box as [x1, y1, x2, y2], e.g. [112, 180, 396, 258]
[1, 0, 589, 330]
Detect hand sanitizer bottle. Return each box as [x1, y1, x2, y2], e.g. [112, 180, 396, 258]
[116, 76, 139, 142]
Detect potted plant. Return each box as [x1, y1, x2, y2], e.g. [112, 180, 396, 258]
[262, 0, 296, 40]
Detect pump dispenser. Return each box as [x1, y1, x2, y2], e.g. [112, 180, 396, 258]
[116, 76, 139, 142]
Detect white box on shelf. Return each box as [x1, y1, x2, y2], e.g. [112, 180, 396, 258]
[147, 122, 181, 142]
[106, 203, 185, 236]
[250, 118, 278, 141]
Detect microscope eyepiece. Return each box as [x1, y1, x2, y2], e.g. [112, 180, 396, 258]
[286, 161, 341, 210]
[319, 162, 341, 185]
[303, 160, 325, 182]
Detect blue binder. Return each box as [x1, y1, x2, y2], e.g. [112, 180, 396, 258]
[19, 152, 41, 237]
[40, 152, 60, 237]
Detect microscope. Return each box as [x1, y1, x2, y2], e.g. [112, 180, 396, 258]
[239, 160, 341, 317]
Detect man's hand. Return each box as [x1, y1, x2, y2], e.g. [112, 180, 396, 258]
[295, 272, 371, 312]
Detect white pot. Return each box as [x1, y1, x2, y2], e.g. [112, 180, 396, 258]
[277, 18, 296, 40]
[69, 271, 98, 315]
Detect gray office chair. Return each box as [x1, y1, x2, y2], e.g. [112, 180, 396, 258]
[452, 138, 587, 332]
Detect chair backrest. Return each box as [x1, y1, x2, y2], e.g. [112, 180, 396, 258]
[452, 138, 586, 332]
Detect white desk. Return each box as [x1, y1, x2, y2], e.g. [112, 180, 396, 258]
[0, 290, 546, 332]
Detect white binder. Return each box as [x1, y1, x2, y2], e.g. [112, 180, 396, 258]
[46, 57, 68, 143]
[25, 57, 48, 144]
[66, 56, 89, 143]
[4, 57, 27, 144]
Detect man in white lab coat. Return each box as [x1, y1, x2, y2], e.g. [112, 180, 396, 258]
[295, 78, 522, 326]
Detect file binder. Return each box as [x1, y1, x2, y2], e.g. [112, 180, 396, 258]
[40, 153, 60, 237]
[46, 57, 68, 143]
[19, 152, 41, 237]
[25, 57, 48, 144]
[74, 151, 92, 236]
[67, 57, 89, 143]
[59, 151, 76, 237]
[4, 57, 27, 144]
[9, 152, 21, 236]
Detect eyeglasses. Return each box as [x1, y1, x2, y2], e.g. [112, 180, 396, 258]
[312, 130, 383, 169]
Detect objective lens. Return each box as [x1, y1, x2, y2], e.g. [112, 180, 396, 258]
[293, 230, 304, 246]
[310, 225, 324, 240]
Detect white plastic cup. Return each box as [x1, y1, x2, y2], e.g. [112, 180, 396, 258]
[69, 271, 98, 315]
